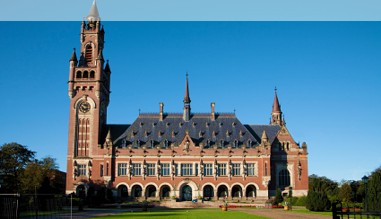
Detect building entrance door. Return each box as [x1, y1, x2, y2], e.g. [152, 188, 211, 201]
[182, 185, 192, 201]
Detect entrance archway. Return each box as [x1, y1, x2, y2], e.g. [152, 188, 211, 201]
[231, 185, 242, 198]
[160, 185, 171, 199]
[118, 185, 128, 200]
[145, 185, 157, 198]
[131, 185, 142, 198]
[203, 185, 214, 200]
[181, 185, 192, 201]
[76, 185, 86, 198]
[246, 185, 256, 199]
[217, 185, 228, 198]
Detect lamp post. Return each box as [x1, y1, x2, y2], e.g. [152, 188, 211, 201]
[362, 175, 369, 218]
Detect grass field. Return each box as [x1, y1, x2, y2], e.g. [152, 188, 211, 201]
[93, 208, 270, 219]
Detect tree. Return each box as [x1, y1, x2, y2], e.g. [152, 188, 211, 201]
[20, 156, 63, 194]
[274, 188, 283, 205]
[366, 167, 381, 211]
[339, 182, 353, 205]
[0, 142, 35, 192]
[306, 175, 338, 211]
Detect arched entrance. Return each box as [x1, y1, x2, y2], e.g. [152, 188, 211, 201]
[160, 185, 171, 199]
[217, 185, 228, 199]
[203, 185, 214, 200]
[231, 185, 242, 198]
[131, 185, 143, 198]
[181, 185, 192, 201]
[145, 185, 157, 198]
[76, 185, 86, 198]
[246, 185, 256, 199]
[118, 185, 128, 200]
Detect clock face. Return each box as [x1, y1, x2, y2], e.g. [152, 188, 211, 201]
[79, 101, 91, 113]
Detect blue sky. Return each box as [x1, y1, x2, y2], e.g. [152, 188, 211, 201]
[1, 1, 381, 183]
[1, 0, 381, 21]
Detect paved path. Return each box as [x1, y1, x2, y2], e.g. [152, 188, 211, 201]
[231, 208, 332, 219]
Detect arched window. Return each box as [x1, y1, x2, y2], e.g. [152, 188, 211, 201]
[279, 169, 290, 187]
[76, 71, 82, 78]
[90, 71, 95, 78]
[83, 71, 89, 78]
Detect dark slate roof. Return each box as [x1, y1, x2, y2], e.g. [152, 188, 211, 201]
[113, 113, 259, 149]
[105, 124, 130, 143]
[245, 125, 281, 144]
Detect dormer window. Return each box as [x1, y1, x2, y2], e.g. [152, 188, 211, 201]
[233, 140, 239, 148]
[220, 140, 225, 148]
[206, 140, 211, 148]
[247, 140, 252, 148]
[150, 140, 155, 148]
[163, 139, 169, 149]
[133, 140, 140, 149]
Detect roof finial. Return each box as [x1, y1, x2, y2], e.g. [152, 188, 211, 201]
[183, 73, 191, 121]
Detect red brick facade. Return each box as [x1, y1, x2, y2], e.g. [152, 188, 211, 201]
[66, 2, 308, 203]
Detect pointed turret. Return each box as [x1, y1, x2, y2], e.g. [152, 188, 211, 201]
[261, 130, 269, 143]
[87, 0, 100, 22]
[183, 73, 191, 121]
[70, 48, 78, 63]
[183, 73, 191, 104]
[271, 87, 283, 126]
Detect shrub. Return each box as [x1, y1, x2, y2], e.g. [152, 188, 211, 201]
[295, 196, 307, 206]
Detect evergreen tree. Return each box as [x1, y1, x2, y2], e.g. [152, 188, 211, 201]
[366, 167, 381, 211]
[306, 175, 338, 211]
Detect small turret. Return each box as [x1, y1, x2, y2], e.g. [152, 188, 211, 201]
[271, 87, 283, 126]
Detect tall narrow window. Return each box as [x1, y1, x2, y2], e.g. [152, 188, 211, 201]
[218, 163, 227, 176]
[247, 163, 255, 176]
[118, 163, 128, 176]
[78, 164, 87, 176]
[132, 163, 141, 176]
[232, 163, 241, 176]
[100, 164, 104, 177]
[279, 169, 290, 187]
[204, 163, 213, 176]
[161, 163, 170, 176]
[147, 163, 156, 176]
[85, 45, 93, 63]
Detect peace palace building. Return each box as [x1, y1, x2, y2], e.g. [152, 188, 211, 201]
[66, 1, 309, 204]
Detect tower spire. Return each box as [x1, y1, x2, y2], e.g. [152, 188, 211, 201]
[271, 87, 283, 126]
[87, 0, 100, 22]
[183, 73, 191, 121]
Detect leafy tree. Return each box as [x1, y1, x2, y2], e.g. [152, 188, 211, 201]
[20, 156, 63, 194]
[366, 167, 381, 211]
[306, 175, 338, 211]
[339, 182, 353, 205]
[0, 142, 35, 192]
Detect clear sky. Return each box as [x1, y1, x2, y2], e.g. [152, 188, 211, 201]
[1, 1, 381, 183]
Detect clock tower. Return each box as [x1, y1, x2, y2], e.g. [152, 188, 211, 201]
[66, 0, 111, 193]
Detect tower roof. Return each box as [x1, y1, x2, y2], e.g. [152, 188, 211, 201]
[272, 87, 281, 113]
[87, 0, 100, 22]
[183, 73, 191, 103]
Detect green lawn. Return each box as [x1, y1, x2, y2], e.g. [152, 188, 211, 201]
[93, 208, 270, 219]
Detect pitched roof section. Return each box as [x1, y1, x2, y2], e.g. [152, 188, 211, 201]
[245, 125, 281, 145]
[113, 113, 259, 149]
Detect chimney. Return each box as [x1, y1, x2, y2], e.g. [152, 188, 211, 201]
[211, 102, 215, 121]
[159, 102, 164, 121]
